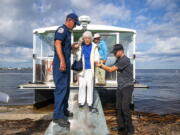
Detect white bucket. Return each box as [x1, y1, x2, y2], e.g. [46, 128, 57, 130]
[0, 91, 9, 103]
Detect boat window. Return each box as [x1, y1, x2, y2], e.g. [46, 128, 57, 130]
[100, 35, 116, 56]
[99, 34, 117, 82]
[36, 32, 54, 57]
[119, 32, 133, 61]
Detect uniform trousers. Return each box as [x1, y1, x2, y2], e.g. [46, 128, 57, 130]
[53, 60, 70, 119]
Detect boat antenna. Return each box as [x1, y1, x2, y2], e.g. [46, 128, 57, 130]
[79, 15, 91, 30]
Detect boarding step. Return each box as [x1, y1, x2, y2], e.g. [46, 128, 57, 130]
[44, 90, 110, 135]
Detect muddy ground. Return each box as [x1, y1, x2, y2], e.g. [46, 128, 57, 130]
[104, 103, 180, 135]
[0, 104, 179, 135]
[0, 90, 180, 135]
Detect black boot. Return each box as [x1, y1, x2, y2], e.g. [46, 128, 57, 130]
[64, 110, 73, 117]
[127, 124, 134, 135]
[111, 126, 125, 131]
[53, 118, 70, 128]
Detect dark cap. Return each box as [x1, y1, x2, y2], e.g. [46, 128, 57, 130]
[66, 13, 80, 26]
[111, 44, 124, 53]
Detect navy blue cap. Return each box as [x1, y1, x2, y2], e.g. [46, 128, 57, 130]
[111, 44, 124, 53]
[66, 13, 80, 26]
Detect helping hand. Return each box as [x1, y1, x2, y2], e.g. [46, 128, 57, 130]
[96, 62, 103, 67]
[72, 43, 80, 49]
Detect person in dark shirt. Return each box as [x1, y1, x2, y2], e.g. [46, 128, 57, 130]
[97, 44, 134, 135]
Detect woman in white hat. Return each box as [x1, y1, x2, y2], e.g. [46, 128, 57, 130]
[72, 31, 99, 111]
[93, 33, 108, 85]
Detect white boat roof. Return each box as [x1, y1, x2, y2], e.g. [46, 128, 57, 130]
[33, 24, 136, 34]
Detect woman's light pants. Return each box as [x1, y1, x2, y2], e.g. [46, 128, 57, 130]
[78, 69, 94, 106]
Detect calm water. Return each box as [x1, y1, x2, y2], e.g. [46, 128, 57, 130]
[134, 69, 180, 114]
[0, 70, 33, 105]
[0, 69, 180, 114]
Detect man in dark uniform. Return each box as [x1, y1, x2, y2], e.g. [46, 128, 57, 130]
[53, 13, 80, 127]
[97, 44, 134, 135]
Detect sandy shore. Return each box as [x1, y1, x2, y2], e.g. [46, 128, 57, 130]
[0, 105, 52, 135]
[0, 105, 52, 120]
[0, 104, 180, 135]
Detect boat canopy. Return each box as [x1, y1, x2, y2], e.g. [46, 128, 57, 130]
[33, 24, 136, 34]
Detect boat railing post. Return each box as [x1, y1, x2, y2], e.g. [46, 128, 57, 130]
[40, 39, 43, 81]
[33, 33, 36, 83]
[116, 33, 120, 82]
[70, 32, 74, 84]
[133, 33, 136, 81]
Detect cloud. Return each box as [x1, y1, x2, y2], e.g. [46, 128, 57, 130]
[0, 46, 32, 63]
[69, 0, 131, 25]
[0, 0, 179, 68]
[146, 0, 177, 10]
[70, 0, 92, 9]
[0, 48, 11, 55]
[137, 36, 180, 65]
[0, 0, 72, 47]
[136, 5, 180, 67]
[92, 3, 131, 23]
[136, 15, 147, 22]
[0, 0, 129, 67]
[149, 37, 180, 54]
[136, 7, 180, 47]
[0, 0, 131, 47]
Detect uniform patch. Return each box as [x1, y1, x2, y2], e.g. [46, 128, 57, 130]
[58, 28, 64, 33]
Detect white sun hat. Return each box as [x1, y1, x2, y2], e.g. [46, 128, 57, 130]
[93, 33, 101, 39]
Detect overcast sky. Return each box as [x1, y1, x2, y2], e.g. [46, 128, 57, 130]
[0, 0, 180, 69]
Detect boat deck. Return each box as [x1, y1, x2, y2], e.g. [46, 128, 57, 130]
[44, 90, 110, 135]
[19, 82, 149, 89]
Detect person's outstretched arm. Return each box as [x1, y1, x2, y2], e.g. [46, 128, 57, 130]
[97, 63, 118, 72]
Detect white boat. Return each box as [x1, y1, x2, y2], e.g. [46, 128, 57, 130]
[19, 16, 148, 106]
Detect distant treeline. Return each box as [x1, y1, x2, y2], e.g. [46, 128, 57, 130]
[0, 67, 32, 71]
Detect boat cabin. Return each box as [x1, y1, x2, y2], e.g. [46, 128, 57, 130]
[20, 16, 137, 89]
